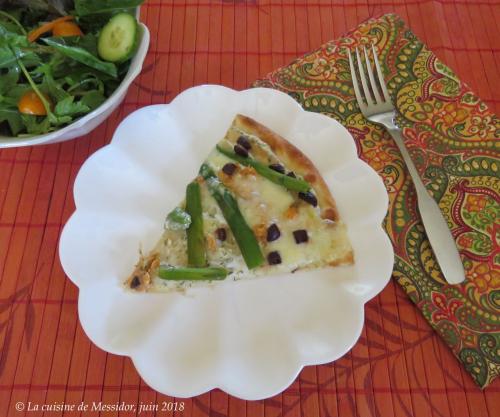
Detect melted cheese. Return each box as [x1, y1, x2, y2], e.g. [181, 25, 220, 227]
[204, 146, 351, 276]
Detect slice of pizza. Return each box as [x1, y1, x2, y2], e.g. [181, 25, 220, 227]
[126, 114, 354, 291]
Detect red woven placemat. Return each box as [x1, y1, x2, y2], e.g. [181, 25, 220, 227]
[0, 1, 499, 416]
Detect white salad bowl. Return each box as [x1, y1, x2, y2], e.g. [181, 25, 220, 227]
[59, 85, 394, 400]
[0, 22, 150, 149]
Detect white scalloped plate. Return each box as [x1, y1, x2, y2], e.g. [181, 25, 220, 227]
[59, 85, 394, 400]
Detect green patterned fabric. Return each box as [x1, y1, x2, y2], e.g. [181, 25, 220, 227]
[254, 13, 499, 388]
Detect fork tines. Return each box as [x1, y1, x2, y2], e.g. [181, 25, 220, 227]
[347, 44, 392, 115]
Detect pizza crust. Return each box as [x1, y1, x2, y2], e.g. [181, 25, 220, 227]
[233, 114, 340, 222]
[329, 250, 354, 266]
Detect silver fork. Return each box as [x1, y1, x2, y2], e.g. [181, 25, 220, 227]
[347, 44, 465, 285]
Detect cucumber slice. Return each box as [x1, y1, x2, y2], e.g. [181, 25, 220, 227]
[97, 13, 138, 63]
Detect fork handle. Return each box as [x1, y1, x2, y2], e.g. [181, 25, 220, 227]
[385, 128, 465, 285]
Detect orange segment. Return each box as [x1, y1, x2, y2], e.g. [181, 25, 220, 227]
[18, 91, 51, 116]
[27, 15, 74, 42]
[52, 21, 83, 37]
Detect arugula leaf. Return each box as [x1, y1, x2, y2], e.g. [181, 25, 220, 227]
[54, 63, 114, 84]
[74, 0, 143, 16]
[0, 24, 29, 68]
[0, 20, 21, 35]
[45, 75, 69, 101]
[54, 96, 89, 116]
[0, 23, 28, 45]
[21, 114, 51, 135]
[42, 37, 118, 77]
[34, 62, 71, 102]
[0, 23, 40, 68]
[67, 76, 103, 94]
[55, 33, 100, 60]
[0, 107, 23, 135]
[80, 90, 106, 110]
[0, 46, 20, 68]
[48, 113, 72, 126]
[0, 66, 20, 95]
[63, 33, 99, 56]
[8, 50, 42, 70]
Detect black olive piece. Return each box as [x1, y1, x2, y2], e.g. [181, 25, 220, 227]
[130, 276, 141, 289]
[298, 191, 318, 207]
[287, 171, 296, 178]
[293, 229, 309, 244]
[222, 163, 237, 176]
[234, 144, 249, 158]
[266, 223, 281, 242]
[237, 135, 252, 150]
[215, 227, 227, 241]
[269, 163, 285, 174]
[267, 251, 282, 265]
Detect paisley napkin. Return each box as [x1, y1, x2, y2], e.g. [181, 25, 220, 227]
[254, 13, 499, 388]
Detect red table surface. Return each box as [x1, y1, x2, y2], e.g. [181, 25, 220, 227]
[0, 1, 499, 417]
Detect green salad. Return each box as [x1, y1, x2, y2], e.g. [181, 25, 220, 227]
[0, 0, 144, 137]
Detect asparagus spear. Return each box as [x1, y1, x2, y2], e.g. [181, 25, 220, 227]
[185, 181, 206, 267]
[199, 164, 265, 269]
[216, 144, 311, 193]
[158, 266, 228, 281]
